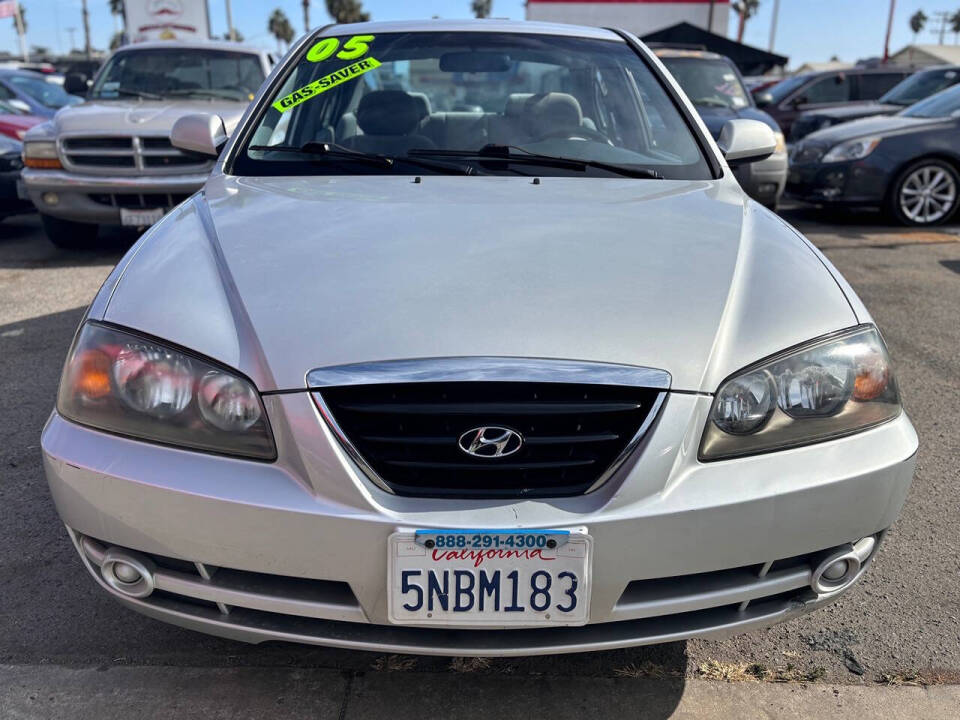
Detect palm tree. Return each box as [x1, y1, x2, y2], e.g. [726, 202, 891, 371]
[909, 10, 928, 44]
[950, 10, 960, 44]
[303, 0, 310, 32]
[732, 0, 760, 43]
[325, 0, 370, 24]
[268, 8, 295, 52]
[472, 0, 493, 18]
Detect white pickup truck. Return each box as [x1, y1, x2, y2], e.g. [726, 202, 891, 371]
[22, 40, 272, 248]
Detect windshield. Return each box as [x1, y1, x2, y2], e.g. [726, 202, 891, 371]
[881, 68, 960, 106]
[660, 56, 750, 109]
[900, 83, 960, 118]
[7, 75, 81, 108]
[91, 48, 265, 102]
[237, 31, 711, 179]
[766, 74, 809, 104]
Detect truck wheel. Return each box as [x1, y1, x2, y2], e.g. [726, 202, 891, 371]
[40, 214, 100, 249]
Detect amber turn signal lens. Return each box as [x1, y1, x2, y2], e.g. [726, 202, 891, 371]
[72, 349, 112, 400]
[853, 355, 890, 401]
[24, 157, 62, 169]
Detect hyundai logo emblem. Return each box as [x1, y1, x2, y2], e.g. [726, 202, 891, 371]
[458, 426, 524, 458]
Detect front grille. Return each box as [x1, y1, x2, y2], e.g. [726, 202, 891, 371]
[61, 135, 212, 174]
[89, 192, 192, 209]
[317, 381, 662, 498]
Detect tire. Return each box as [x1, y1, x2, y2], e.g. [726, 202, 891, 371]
[887, 159, 960, 226]
[40, 213, 100, 249]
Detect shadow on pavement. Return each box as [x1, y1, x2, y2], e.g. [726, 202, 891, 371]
[0, 214, 135, 269]
[0, 307, 686, 718]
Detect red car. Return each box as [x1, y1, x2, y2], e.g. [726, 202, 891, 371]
[0, 98, 45, 140]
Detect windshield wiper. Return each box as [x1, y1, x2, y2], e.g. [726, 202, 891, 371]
[247, 141, 477, 175]
[166, 88, 248, 100]
[409, 144, 663, 179]
[101, 88, 164, 101]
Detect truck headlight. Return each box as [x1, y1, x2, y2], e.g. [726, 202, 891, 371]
[57, 322, 276, 460]
[700, 326, 901, 460]
[822, 136, 881, 164]
[23, 140, 62, 169]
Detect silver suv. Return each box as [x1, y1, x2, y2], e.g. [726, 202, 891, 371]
[22, 41, 271, 248]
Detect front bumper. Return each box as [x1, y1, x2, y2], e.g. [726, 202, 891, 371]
[42, 391, 918, 655]
[733, 150, 788, 207]
[22, 168, 208, 224]
[786, 158, 891, 206]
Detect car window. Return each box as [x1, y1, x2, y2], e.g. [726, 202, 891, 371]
[901, 83, 960, 118]
[6, 75, 80, 108]
[801, 75, 852, 104]
[238, 31, 712, 180]
[881, 68, 960, 106]
[660, 56, 751, 110]
[0, 82, 14, 101]
[767, 75, 809, 104]
[91, 49, 265, 102]
[857, 73, 907, 100]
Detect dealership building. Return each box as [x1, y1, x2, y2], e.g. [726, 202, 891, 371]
[526, 0, 730, 36]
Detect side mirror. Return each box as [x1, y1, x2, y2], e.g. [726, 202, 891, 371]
[717, 118, 777, 165]
[753, 91, 774, 107]
[171, 113, 228, 157]
[7, 98, 30, 113]
[63, 73, 89, 96]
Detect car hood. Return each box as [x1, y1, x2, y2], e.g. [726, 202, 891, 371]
[805, 102, 903, 122]
[693, 105, 780, 138]
[803, 113, 947, 144]
[47, 99, 249, 136]
[101, 175, 858, 393]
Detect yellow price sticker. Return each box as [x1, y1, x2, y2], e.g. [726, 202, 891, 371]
[272, 57, 382, 113]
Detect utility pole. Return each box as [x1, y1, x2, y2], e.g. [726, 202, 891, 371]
[883, 0, 896, 61]
[82, 0, 91, 60]
[225, 0, 236, 41]
[932, 11, 950, 45]
[707, 0, 716, 33]
[66, 27, 77, 52]
[768, 0, 781, 52]
[13, 2, 27, 62]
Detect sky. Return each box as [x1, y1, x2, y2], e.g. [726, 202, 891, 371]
[2, 0, 957, 68]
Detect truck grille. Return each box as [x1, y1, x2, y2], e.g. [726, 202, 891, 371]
[315, 380, 665, 499]
[61, 136, 212, 174]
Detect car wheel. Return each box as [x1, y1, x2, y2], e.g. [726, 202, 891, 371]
[888, 160, 960, 226]
[40, 214, 100, 249]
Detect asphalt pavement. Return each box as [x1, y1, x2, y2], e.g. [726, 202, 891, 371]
[1, 205, 958, 718]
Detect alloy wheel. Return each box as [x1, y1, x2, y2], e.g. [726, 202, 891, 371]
[898, 164, 958, 225]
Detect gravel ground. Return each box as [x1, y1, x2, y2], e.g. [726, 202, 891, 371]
[0, 207, 957, 689]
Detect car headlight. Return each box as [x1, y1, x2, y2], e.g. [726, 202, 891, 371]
[22, 140, 62, 169]
[822, 136, 882, 163]
[700, 326, 901, 461]
[57, 322, 276, 460]
[773, 131, 786, 154]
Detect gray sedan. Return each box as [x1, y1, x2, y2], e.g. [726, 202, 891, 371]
[42, 20, 917, 656]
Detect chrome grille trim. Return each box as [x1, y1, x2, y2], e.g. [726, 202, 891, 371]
[59, 135, 213, 176]
[307, 357, 672, 390]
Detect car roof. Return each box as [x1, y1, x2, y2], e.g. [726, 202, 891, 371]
[653, 48, 729, 62]
[316, 18, 622, 41]
[112, 40, 267, 55]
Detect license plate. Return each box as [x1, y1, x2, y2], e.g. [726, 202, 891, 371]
[120, 207, 164, 227]
[388, 529, 591, 627]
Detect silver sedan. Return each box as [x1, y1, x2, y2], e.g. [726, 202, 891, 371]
[42, 20, 917, 656]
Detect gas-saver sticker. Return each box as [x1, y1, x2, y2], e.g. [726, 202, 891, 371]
[272, 57, 381, 113]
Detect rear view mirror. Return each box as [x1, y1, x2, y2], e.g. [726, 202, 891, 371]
[64, 73, 89, 96]
[439, 52, 511, 73]
[717, 118, 777, 165]
[171, 113, 228, 157]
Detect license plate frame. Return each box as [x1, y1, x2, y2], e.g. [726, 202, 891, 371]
[387, 529, 592, 627]
[120, 207, 165, 227]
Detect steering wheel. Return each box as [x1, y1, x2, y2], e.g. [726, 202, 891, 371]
[535, 126, 614, 145]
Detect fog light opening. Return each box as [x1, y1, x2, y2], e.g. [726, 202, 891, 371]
[41, 192, 59, 206]
[100, 548, 156, 599]
[810, 536, 878, 595]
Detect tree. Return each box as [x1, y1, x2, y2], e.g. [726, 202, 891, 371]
[108, 0, 125, 18]
[325, 0, 369, 24]
[110, 32, 124, 51]
[222, 30, 245, 42]
[909, 10, 928, 43]
[12, 4, 25, 33]
[31, 45, 51, 58]
[268, 8, 295, 52]
[472, 0, 492, 18]
[951, 10, 960, 44]
[82, 0, 92, 59]
[303, 0, 310, 32]
[732, 0, 759, 43]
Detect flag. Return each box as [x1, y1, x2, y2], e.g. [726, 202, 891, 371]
[0, 1, 17, 21]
